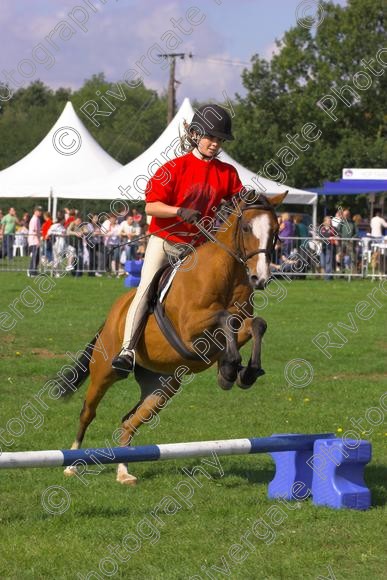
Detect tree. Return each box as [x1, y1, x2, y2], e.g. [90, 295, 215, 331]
[71, 73, 167, 165]
[226, 0, 386, 195]
[0, 81, 59, 168]
[0, 75, 167, 171]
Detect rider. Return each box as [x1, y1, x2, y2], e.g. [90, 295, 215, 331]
[112, 104, 243, 377]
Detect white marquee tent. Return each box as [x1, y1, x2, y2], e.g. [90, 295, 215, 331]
[0, 98, 317, 224]
[58, 99, 196, 201]
[0, 101, 122, 207]
[59, 98, 317, 224]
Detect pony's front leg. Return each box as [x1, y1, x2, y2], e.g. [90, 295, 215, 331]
[236, 316, 267, 389]
[216, 311, 243, 390]
[117, 366, 180, 485]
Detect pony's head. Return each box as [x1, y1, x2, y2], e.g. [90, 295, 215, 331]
[236, 191, 288, 289]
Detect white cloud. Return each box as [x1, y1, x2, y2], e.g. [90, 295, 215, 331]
[0, 0, 244, 100]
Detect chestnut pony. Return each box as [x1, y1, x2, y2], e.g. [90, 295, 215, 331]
[60, 192, 287, 485]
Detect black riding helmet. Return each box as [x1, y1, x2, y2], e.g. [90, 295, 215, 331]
[189, 104, 234, 141]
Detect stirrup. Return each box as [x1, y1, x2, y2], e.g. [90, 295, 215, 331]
[112, 348, 135, 378]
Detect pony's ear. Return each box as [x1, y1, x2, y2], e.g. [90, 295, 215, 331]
[267, 191, 288, 207]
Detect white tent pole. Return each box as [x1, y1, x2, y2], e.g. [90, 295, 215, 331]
[48, 188, 52, 213]
[312, 197, 318, 235]
[53, 195, 58, 220]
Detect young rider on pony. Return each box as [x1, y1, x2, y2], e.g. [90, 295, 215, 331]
[112, 104, 243, 377]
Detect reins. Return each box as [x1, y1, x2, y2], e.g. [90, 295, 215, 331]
[108, 194, 279, 263]
[194, 196, 279, 267]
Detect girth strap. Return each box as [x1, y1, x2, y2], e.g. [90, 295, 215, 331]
[153, 299, 202, 361]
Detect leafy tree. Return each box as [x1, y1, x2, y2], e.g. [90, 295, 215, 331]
[226, 0, 386, 200]
[0, 75, 167, 170]
[70, 73, 167, 164]
[0, 81, 58, 167]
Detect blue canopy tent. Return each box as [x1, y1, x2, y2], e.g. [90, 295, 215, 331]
[311, 178, 386, 219]
[312, 179, 387, 195]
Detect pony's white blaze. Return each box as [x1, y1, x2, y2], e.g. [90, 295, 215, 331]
[251, 214, 271, 281]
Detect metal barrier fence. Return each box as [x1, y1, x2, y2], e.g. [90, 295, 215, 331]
[271, 236, 387, 280]
[0, 233, 143, 278]
[0, 233, 386, 279]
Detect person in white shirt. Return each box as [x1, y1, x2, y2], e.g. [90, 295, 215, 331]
[47, 212, 67, 276]
[27, 206, 43, 276]
[103, 215, 122, 275]
[331, 209, 343, 231]
[119, 215, 141, 260]
[370, 210, 387, 238]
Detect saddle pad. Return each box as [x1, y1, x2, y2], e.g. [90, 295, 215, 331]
[159, 255, 189, 304]
[159, 267, 178, 303]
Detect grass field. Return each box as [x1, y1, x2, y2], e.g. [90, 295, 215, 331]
[0, 274, 386, 580]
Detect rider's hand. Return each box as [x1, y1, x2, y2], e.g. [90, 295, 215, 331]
[176, 207, 202, 224]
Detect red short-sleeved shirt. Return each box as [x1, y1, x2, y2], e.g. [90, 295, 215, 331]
[146, 152, 242, 244]
[41, 219, 53, 240]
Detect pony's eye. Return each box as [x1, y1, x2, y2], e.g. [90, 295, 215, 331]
[242, 223, 251, 233]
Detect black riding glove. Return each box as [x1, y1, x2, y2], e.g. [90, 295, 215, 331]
[177, 207, 202, 224]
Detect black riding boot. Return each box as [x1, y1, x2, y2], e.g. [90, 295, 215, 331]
[112, 348, 135, 378]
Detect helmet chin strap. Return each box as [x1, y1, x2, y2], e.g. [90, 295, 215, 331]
[192, 136, 217, 161]
[193, 147, 213, 161]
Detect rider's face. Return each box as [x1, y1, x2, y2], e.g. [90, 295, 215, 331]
[195, 133, 224, 158]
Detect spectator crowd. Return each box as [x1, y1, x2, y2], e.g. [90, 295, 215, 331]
[0, 205, 386, 279]
[270, 209, 387, 279]
[0, 206, 148, 277]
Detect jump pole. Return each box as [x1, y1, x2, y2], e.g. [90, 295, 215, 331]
[0, 433, 372, 510]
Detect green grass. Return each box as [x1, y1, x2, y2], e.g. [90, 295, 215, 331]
[0, 274, 386, 579]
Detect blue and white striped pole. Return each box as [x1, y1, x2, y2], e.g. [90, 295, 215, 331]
[0, 433, 334, 469]
[0, 433, 372, 510]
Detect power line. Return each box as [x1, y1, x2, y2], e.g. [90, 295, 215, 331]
[192, 56, 251, 67]
[106, 52, 250, 156]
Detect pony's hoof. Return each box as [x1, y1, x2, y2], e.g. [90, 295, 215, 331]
[116, 463, 137, 485]
[217, 372, 234, 390]
[64, 465, 78, 477]
[117, 474, 138, 486]
[236, 367, 265, 389]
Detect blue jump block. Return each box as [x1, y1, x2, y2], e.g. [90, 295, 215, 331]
[124, 274, 141, 288]
[310, 438, 372, 510]
[268, 433, 336, 501]
[267, 432, 327, 501]
[268, 435, 372, 510]
[268, 447, 315, 501]
[125, 259, 143, 275]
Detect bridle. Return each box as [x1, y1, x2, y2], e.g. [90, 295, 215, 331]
[235, 198, 279, 263]
[194, 195, 279, 268]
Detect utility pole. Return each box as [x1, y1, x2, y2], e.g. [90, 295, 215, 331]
[158, 52, 192, 123]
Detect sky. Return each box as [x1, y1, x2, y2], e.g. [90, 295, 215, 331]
[1, 0, 348, 103]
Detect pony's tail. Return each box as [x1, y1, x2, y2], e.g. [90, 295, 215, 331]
[58, 325, 105, 398]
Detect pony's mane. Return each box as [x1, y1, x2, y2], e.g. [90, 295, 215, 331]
[220, 190, 270, 213]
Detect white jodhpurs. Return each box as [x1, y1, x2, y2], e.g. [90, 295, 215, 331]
[122, 235, 180, 349]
